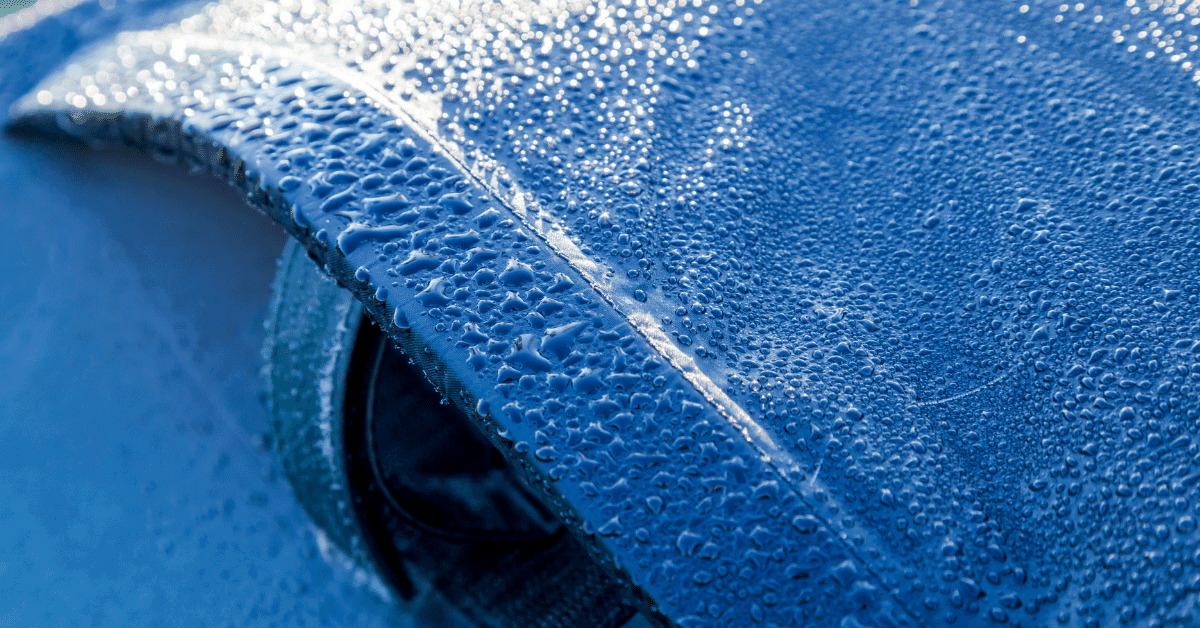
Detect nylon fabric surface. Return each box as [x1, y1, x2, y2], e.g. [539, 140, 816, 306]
[12, 0, 1200, 626]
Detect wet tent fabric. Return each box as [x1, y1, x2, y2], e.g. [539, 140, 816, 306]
[11, 0, 1200, 626]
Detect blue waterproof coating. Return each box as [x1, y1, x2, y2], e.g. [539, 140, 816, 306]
[10, 0, 1200, 626]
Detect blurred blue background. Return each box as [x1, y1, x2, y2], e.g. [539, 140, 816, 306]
[0, 133, 408, 627]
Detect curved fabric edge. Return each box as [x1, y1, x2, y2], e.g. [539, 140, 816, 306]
[263, 237, 377, 585]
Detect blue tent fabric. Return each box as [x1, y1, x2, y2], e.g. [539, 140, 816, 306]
[11, 0, 1200, 626]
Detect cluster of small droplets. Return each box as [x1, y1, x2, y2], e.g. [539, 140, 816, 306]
[1029, 0, 1200, 80]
